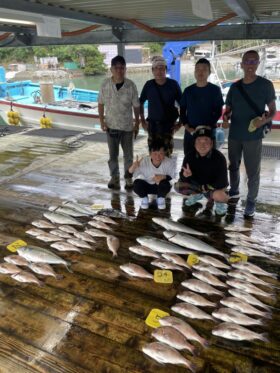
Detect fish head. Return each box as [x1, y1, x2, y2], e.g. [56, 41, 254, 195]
[162, 230, 176, 239]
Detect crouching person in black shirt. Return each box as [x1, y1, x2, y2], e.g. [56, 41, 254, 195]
[175, 127, 229, 215]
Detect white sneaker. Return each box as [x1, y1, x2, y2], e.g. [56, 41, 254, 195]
[140, 197, 149, 209]
[157, 197, 166, 210]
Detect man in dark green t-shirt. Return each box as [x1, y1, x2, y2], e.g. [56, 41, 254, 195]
[223, 50, 276, 218]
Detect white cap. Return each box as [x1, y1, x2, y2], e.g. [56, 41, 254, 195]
[152, 56, 167, 68]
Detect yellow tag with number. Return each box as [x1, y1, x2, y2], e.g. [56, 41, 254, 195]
[91, 204, 104, 210]
[187, 254, 199, 267]
[145, 308, 170, 328]
[7, 239, 27, 253]
[229, 252, 248, 263]
[154, 270, 173, 284]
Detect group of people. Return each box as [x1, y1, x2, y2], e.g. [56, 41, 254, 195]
[98, 50, 276, 218]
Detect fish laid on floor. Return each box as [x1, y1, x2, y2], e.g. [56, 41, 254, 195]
[231, 261, 278, 279]
[28, 263, 63, 280]
[161, 253, 191, 269]
[85, 228, 109, 238]
[58, 225, 78, 234]
[198, 255, 230, 270]
[62, 201, 95, 216]
[226, 239, 263, 250]
[35, 233, 64, 242]
[181, 279, 224, 296]
[49, 229, 73, 239]
[172, 302, 214, 321]
[226, 279, 274, 298]
[192, 271, 227, 288]
[106, 235, 120, 257]
[164, 231, 227, 258]
[142, 342, 196, 372]
[97, 208, 128, 219]
[31, 220, 56, 229]
[212, 307, 263, 326]
[176, 290, 216, 308]
[11, 271, 43, 286]
[4, 255, 29, 266]
[225, 232, 263, 244]
[228, 288, 272, 311]
[73, 231, 96, 243]
[119, 263, 153, 279]
[93, 215, 118, 225]
[159, 316, 208, 347]
[231, 246, 273, 259]
[0, 263, 22, 274]
[220, 297, 271, 319]
[192, 263, 227, 277]
[44, 212, 82, 226]
[224, 225, 252, 232]
[26, 228, 46, 237]
[212, 322, 268, 342]
[151, 259, 184, 271]
[228, 270, 275, 288]
[67, 238, 92, 249]
[51, 242, 83, 253]
[136, 236, 193, 255]
[152, 217, 206, 236]
[49, 205, 88, 217]
[17, 246, 72, 272]
[88, 220, 112, 230]
[151, 326, 196, 354]
[128, 245, 160, 259]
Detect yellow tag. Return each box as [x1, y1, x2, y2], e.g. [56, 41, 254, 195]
[145, 308, 170, 328]
[229, 252, 248, 263]
[154, 270, 173, 284]
[91, 204, 104, 210]
[7, 239, 27, 253]
[187, 254, 199, 267]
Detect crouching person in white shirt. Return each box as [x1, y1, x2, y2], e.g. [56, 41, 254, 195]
[128, 139, 176, 210]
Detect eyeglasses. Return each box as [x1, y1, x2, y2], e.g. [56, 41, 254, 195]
[242, 59, 259, 65]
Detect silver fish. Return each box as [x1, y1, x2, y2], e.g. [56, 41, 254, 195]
[228, 288, 272, 310]
[17, 246, 71, 271]
[11, 270, 43, 286]
[62, 201, 95, 215]
[164, 231, 226, 258]
[226, 279, 274, 298]
[136, 236, 193, 255]
[224, 225, 252, 232]
[225, 232, 263, 244]
[220, 297, 271, 319]
[129, 245, 160, 258]
[67, 238, 92, 249]
[93, 215, 118, 225]
[88, 220, 112, 230]
[35, 233, 64, 242]
[176, 290, 216, 307]
[193, 271, 227, 288]
[151, 326, 196, 354]
[119, 263, 153, 279]
[159, 316, 208, 347]
[161, 253, 191, 269]
[26, 228, 46, 237]
[44, 211, 82, 226]
[49, 229, 72, 239]
[231, 262, 277, 279]
[172, 302, 214, 321]
[58, 225, 78, 234]
[0, 263, 22, 274]
[152, 217, 206, 236]
[231, 246, 272, 259]
[212, 322, 268, 342]
[106, 235, 120, 257]
[73, 231, 96, 243]
[226, 239, 263, 249]
[4, 255, 29, 266]
[193, 263, 227, 277]
[85, 228, 108, 238]
[28, 263, 63, 280]
[151, 259, 184, 271]
[142, 342, 196, 372]
[51, 242, 82, 253]
[212, 307, 263, 326]
[199, 255, 230, 269]
[49, 205, 88, 217]
[228, 270, 274, 288]
[181, 279, 224, 296]
[31, 220, 55, 229]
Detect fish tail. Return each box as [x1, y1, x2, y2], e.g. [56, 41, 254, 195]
[200, 338, 209, 348]
[65, 265, 73, 273]
[259, 333, 269, 343]
[112, 253, 118, 258]
[263, 311, 272, 319]
[185, 361, 196, 373]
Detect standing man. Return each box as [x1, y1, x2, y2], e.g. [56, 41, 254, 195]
[139, 56, 182, 156]
[180, 58, 224, 155]
[98, 55, 140, 190]
[223, 50, 276, 218]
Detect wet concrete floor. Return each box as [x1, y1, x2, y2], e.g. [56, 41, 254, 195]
[0, 127, 279, 372]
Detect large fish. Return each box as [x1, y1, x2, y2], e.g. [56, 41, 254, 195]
[161, 253, 191, 269]
[212, 322, 268, 342]
[226, 239, 263, 250]
[176, 290, 216, 308]
[159, 316, 208, 347]
[44, 212, 82, 226]
[164, 231, 226, 258]
[31, 219, 56, 229]
[151, 259, 184, 271]
[152, 217, 206, 236]
[129, 245, 160, 259]
[228, 270, 275, 288]
[220, 297, 271, 319]
[231, 262, 277, 279]
[49, 205, 88, 217]
[142, 342, 196, 372]
[231, 246, 272, 259]
[192, 271, 227, 288]
[181, 279, 224, 296]
[172, 302, 214, 321]
[151, 326, 196, 354]
[224, 225, 252, 232]
[198, 255, 230, 270]
[120, 263, 153, 279]
[0, 263, 21, 274]
[226, 279, 274, 298]
[12, 271, 43, 286]
[17, 246, 72, 272]
[62, 201, 95, 215]
[212, 308, 263, 326]
[225, 232, 263, 244]
[228, 288, 272, 311]
[136, 236, 193, 255]
[193, 263, 227, 277]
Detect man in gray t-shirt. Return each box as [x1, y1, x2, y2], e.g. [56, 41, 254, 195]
[223, 50, 276, 218]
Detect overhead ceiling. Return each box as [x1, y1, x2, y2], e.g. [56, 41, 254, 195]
[0, 0, 279, 46]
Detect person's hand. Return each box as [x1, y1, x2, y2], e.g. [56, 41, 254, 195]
[141, 118, 149, 131]
[133, 121, 139, 139]
[253, 113, 267, 128]
[182, 163, 192, 178]
[172, 122, 182, 133]
[222, 112, 231, 129]
[185, 124, 195, 134]
[101, 121, 108, 131]
[129, 155, 142, 173]
[153, 174, 166, 185]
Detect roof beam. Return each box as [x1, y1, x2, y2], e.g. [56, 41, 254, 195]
[223, 0, 255, 21]
[0, 0, 123, 27]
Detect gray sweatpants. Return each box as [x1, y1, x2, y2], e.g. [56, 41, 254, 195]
[106, 130, 133, 177]
[228, 138, 262, 203]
